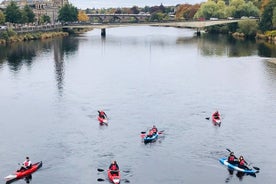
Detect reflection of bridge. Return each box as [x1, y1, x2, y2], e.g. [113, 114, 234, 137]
[63, 19, 254, 36]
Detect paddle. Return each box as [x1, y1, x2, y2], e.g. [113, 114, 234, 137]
[226, 148, 260, 171]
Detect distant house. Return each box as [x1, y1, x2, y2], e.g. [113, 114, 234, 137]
[0, 0, 69, 23]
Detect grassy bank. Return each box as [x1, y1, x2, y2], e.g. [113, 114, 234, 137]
[0, 30, 69, 45]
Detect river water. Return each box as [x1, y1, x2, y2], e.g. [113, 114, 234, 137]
[0, 26, 276, 184]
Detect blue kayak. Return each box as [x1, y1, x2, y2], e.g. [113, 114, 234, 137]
[219, 158, 258, 174]
[144, 133, 158, 144]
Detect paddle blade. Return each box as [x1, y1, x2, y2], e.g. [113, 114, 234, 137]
[97, 178, 105, 182]
[141, 131, 146, 134]
[205, 117, 210, 120]
[158, 130, 165, 134]
[226, 148, 231, 152]
[253, 166, 260, 171]
[97, 168, 104, 172]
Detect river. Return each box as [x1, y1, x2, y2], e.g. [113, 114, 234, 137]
[0, 26, 276, 184]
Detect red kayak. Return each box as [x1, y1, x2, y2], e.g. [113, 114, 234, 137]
[98, 116, 108, 125]
[108, 169, 120, 184]
[212, 112, 221, 126]
[5, 161, 42, 183]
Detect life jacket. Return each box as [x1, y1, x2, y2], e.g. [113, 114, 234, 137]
[148, 130, 154, 135]
[24, 160, 31, 167]
[110, 164, 118, 170]
[152, 128, 157, 133]
[228, 155, 235, 162]
[239, 159, 245, 165]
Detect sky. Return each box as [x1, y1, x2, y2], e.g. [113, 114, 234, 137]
[69, 0, 206, 9]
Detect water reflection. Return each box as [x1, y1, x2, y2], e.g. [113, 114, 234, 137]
[0, 37, 79, 96]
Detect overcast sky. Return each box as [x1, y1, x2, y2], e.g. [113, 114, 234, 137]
[69, 0, 206, 9]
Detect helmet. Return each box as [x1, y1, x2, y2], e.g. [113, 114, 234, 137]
[153, 125, 156, 128]
[230, 152, 234, 156]
[239, 156, 244, 160]
[26, 157, 29, 160]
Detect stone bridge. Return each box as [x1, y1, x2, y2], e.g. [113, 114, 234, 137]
[87, 13, 151, 23]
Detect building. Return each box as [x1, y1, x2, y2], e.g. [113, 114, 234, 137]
[0, 0, 69, 23]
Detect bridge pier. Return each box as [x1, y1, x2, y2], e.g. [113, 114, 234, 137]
[101, 28, 106, 37]
[196, 28, 201, 36]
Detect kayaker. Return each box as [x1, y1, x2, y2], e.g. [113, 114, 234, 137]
[147, 129, 154, 137]
[152, 125, 158, 134]
[213, 111, 220, 118]
[228, 152, 238, 165]
[18, 157, 32, 171]
[109, 161, 119, 175]
[238, 156, 249, 170]
[98, 110, 107, 119]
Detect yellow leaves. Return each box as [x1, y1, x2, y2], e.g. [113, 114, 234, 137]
[78, 11, 89, 22]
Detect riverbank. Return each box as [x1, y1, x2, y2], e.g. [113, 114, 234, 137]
[0, 31, 69, 45]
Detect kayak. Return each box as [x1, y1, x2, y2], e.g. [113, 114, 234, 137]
[219, 158, 258, 174]
[4, 161, 42, 183]
[212, 113, 221, 126]
[107, 169, 120, 184]
[98, 116, 108, 125]
[144, 133, 158, 144]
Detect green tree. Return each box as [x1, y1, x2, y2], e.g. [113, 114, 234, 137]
[226, 0, 259, 18]
[23, 5, 35, 23]
[58, 3, 78, 23]
[273, 7, 276, 29]
[0, 10, 5, 24]
[237, 19, 258, 36]
[150, 12, 165, 21]
[5, 1, 22, 23]
[40, 15, 51, 24]
[194, 0, 219, 19]
[259, 0, 276, 31]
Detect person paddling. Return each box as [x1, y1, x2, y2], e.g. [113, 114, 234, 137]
[151, 125, 158, 135]
[18, 157, 32, 171]
[98, 110, 107, 119]
[238, 156, 249, 170]
[228, 152, 238, 165]
[213, 110, 220, 119]
[109, 161, 119, 175]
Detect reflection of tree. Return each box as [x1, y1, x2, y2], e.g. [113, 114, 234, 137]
[6, 42, 38, 71]
[0, 36, 79, 96]
[176, 33, 263, 57]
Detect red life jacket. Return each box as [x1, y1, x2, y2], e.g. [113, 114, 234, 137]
[110, 164, 118, 170]
[228, 156, 235, 162]
[239, 159, 245, 165]
[24, 161, 30, 167]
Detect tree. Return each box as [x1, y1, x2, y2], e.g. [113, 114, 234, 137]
[175, 4, 200, 20]
[130, 6, 139, 14]
[237, 19, 258, 37]
[78, 11, 89, 22]
[5, 1, 22, 23]
[23, 5, 35, 23]
[194, 1, 219, 19]
[0, 10, 5, 24]
[58, 3, 78, 23]
[40, 15, 51, 24]
[259, 0, 276, 31]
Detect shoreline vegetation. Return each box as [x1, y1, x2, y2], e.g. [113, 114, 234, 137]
[0, 31, 69, 45]
[0, 27, 94, 45]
